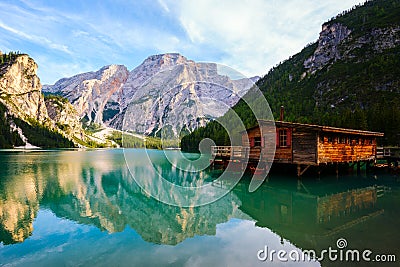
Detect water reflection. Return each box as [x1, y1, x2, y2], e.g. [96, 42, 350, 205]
[235, 176, 400, 265]
[0, 150, 246, 246]
[0, 149, 399, 266]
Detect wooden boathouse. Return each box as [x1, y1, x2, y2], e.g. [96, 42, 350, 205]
[211, 119, 384, 177]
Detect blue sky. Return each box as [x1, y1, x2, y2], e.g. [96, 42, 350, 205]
[0, 0, 364, 84]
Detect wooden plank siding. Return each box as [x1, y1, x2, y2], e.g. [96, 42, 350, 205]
[269, 120, 383, 165]
[292, 130, 317, 165]
[318, 136, 377, 163]
[242, 126, 262, 160]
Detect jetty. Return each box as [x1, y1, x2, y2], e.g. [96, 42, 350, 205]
[376, 147, 400, 174]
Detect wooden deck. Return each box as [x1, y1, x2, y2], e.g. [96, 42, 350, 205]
[211, 146, 249, 159]
[377, 147, 400, 161]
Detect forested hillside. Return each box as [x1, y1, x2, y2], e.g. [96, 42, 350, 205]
[181, 0, 400, 151]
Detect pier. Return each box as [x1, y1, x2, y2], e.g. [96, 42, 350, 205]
[376, 147, 400, 174]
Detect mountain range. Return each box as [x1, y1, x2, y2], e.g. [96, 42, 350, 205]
[43, 53, 255, 137]
[0, 52, 255, 148]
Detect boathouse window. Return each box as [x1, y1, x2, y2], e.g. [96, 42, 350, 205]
[278, 129, 291, 147]
[254, 137, 261, 147]
[338, 136, 346, 144]
[279, 130, 287, 147]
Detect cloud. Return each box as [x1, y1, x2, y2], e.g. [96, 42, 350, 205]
[162, 0, 365, 77]
[158, 0, 170, 13]
[0, 20, 72, 55]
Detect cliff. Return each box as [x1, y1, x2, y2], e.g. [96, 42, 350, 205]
[43, 64, 129, 125]
[0, 53, 83, 148]
[0, 54, 48, 123]
[44, 95, 86, 142]
[44, 53, 254, 136]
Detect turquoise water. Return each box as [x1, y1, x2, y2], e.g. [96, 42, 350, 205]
[0, 149, 398, 266]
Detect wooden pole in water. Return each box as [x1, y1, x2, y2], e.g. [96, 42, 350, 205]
[336, 163, 339, 178]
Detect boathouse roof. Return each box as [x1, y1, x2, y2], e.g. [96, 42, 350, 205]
[242, 120, 384, 137]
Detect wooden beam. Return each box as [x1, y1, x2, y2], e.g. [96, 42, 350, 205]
[297, 164, 311, 177]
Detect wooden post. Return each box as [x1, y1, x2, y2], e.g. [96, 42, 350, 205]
[366, 160, 372, 174]
[336, 163, 339, 178]
[297, 164, 301, 178]
[297, 164, 311, 178]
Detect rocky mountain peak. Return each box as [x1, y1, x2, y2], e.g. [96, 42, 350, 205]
[44, 64, 130, 125]
[44, 54, 254, 136]
[143, 53, 191, 67]
[98, 64, 128, 81]
[304, 22, 352, 74]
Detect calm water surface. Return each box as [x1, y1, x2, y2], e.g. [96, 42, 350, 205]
[0, 149, 399, 266]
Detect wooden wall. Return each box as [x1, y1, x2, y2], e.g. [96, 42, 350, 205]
[243, 127, 261, 160]
[318, 135, 377, 163]
[243, 124, 379, 165]
[292, 129, 317, 164]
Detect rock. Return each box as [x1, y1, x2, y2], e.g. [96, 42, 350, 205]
[0, 55, 48, 123]
[304, 22, 400, 75]
[45, 53, 254, 136]
[44, 96, 86, 141]
[43, 64, 129, 125]
[0, 54, 89, 147]
[304, 23, 352, 73]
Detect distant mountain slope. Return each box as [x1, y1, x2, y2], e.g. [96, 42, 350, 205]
[44, 53, 254, 136]
[181, 0, 400, 151]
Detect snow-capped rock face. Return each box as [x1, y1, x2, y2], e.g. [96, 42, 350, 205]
[44, 53, 254, 136]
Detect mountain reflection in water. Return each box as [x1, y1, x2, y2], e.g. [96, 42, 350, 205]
[0, 149, 398, 266]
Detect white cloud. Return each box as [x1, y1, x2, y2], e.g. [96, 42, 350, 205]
[163, 0, 365, 77]
[0, 20, 72, 55]
[158, 0, 170, 13]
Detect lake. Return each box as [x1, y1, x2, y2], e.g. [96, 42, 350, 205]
[0, 149, 399, 266]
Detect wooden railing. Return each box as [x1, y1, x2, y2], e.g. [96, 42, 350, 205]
[377, 147, 400, 159]
[211, 146, 250, 158]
